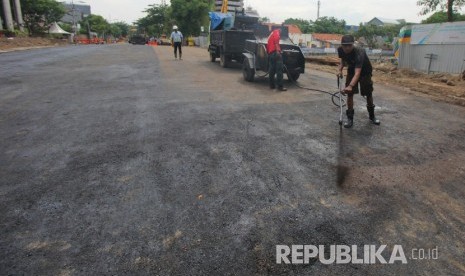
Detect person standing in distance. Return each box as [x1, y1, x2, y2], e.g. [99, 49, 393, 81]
[338, 35, 380, 128]
[171, 25, 183, 60]
[267, 28, 287, 91]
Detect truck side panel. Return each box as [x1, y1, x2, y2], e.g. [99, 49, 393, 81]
[209, 30, 255, 55]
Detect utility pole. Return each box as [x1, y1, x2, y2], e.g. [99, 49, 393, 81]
[317, 0, 321, 19]
[72, 0, 76, 41]
[2, 0, 15, 31]
[13, 0, 24, 32]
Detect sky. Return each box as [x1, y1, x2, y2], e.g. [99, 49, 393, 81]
[75, 0, 463, 25]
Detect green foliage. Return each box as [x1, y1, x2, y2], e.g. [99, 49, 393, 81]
[20, 0, 66, 35]
[110, 22, 130, 37]
[1, 29, 28, 37]
[58, 22, 73, 33]
[422, 11, 465, 23]
[137, 4, 171, 36]
[355, 23, 405, 48]
[80, 14, 108, 36]
[170, 0, 210, 36]
[284, 18, 313, 33]
[77, 15, 128, 38]
[312, 17, 346, 34]
[284, 17, 346, 34]
[417, 0, 465, 22]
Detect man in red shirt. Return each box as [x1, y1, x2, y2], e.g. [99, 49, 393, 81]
[267, 28, 287, 91]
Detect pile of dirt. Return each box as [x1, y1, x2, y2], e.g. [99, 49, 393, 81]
[308, 59, 465, 107]
[305, 56, 339, 66]
[0, 37, 68, 52]
[377, 67, 465, 106]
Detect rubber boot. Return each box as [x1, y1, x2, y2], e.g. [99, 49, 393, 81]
[367, 105, 380, 125]
[344, 109, 354, 128]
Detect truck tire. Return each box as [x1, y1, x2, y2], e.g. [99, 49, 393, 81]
[242, 59, 255, 82]
[220, 53, 229, 68]
[288, 72, 301, 82]
[210, 52, 216, 62]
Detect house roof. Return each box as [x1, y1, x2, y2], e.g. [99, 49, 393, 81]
[286, 24, 302, 35]
[312, 33, 343, 42]
[369, 17, 402, 25]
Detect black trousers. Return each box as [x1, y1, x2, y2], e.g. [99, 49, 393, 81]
[173, 42, 182, 57]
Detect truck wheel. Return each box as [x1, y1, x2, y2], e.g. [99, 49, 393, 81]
[288, 72, 300, 82]
[242, 59, 255, 82]
[220, 53, 229, 68]
[210, 52, 216, 62]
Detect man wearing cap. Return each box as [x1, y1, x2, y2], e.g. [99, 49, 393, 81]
[170, 26, 183, 60]
[267, 28, 287, 91]
[338, 35, 380, 128]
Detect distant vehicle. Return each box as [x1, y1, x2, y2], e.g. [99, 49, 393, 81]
[129, 35, 147, 45]
[158, 35, 171, 46]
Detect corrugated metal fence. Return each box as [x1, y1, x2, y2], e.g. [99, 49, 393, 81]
[398, 22, 465, 74]
[398, 43, 465, 74]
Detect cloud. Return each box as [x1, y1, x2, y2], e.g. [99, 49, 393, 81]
[246, 0, 430, 24]
[81, 0, 464, 25]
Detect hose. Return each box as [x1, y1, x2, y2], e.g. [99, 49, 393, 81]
[284, 64, 346, 107]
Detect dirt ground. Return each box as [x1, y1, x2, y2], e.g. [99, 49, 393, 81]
[0, 36, 68, 52]
[308, 57, 465, 107]
[2, 39, 464, 106]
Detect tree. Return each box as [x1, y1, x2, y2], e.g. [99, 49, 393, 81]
[417, 0, 465, 22]
[137, 4, 171, 36]
[259, 17, 270, 23]
[58, 22, 73, 33]
[80, 14, 109, 37]
[356, 23, 405, 48]
[311, 17, 346, 34]
[422, 10, 465, 22]
[20, 0, 66, 35]
[110, 22, 130, 37]
[170, 0, 210, 36]
[284, 18, 313, 33]
[356, 24, 383, 48]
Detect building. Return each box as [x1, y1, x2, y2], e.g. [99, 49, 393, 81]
[311, 33, 343, 48]
[366, 17, 405, 26]
[290, 34, 313, 47]
[61, 2, 91, 24]
[397, 22, 465, 74]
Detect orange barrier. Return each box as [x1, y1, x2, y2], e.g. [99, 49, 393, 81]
[148, 41, 158, 46]
[75, 38, 105, 44]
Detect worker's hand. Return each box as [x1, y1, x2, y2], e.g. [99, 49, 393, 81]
[337, 71, 343, 78]
[343, 85, 353, 95]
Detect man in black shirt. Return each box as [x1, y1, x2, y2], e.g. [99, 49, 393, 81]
[337, 35, 380, 128]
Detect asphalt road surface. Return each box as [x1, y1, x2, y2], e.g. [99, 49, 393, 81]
[1, 44, 464, 275]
